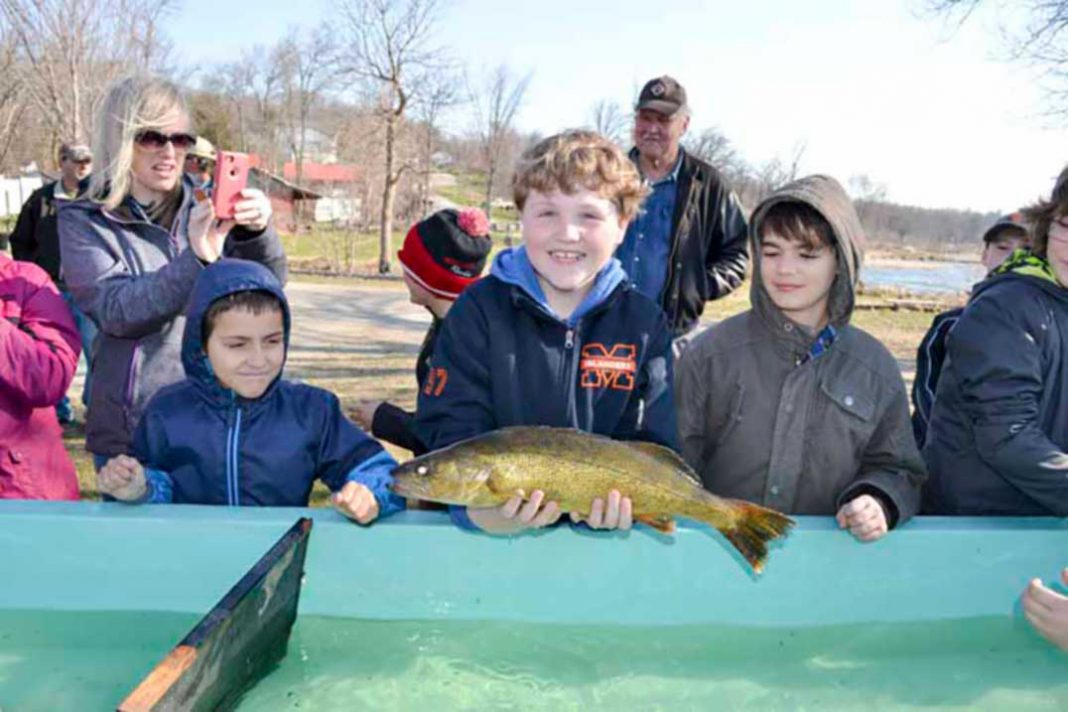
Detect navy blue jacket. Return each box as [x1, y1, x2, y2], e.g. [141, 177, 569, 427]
[132, 258, 404, 513]
[924, 260, 1068, 516]
[911, 307, 963, 449]
[416, 247, 677, 452]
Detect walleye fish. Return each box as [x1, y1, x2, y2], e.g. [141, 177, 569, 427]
[391, 426, 794, 573]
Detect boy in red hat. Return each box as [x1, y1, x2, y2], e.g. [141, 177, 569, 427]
[352, 208, 492, 455]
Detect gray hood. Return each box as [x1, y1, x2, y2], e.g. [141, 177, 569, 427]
[748, 175, 865, 340]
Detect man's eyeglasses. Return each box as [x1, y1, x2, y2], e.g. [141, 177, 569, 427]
[134, 130, 197, 151]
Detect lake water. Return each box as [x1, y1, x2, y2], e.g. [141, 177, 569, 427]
[861, 261, 985, 295]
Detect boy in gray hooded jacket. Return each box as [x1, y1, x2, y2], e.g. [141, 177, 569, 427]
[676, 175, 925, 541]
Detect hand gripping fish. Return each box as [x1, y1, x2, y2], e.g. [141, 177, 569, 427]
[391, 426, 794, 573]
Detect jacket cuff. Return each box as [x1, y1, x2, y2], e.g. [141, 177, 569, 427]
[837, 483, 900, 529]
[449, 505, 479, 531]
[345, 450, 405, 518]
[135, 468, 173, 504]
[229, 223, 269, 242]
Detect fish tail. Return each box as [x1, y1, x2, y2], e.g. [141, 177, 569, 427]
[690, 499, 794, 574]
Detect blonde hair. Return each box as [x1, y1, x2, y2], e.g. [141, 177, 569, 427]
[512, 129, 648, 223]
[90, 75, 189, 210]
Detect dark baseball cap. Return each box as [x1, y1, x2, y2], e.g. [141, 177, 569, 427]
[635, 75, 687, 116]
[981, 212, 1028, 244]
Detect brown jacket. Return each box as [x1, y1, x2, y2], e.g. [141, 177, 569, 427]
[675, 175, 925, 523]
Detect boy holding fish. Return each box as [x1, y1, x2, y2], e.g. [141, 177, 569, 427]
[414, 130, 678, 535]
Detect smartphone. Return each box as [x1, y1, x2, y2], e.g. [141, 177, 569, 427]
[212, 151, 250, 220]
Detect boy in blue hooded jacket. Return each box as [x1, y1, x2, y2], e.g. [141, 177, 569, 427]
[415, 130, 677, 535]
[98, 258, 404, 523]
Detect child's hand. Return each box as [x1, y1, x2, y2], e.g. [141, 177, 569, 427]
[350, 400, 382, 431]
[836, 494, 888, 542]
[99, 455, 147, 502]
[332, 481, 380, 524]
[569, 489, 633, 531]
[468, 489, 563, 534]
[1022, 569, 1068, 651]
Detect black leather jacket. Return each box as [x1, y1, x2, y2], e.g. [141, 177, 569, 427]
[630, 148, 749, 336]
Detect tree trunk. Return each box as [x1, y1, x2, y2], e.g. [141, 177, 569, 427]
[379, 110, 397, 274]
[484, 161, 495, 221]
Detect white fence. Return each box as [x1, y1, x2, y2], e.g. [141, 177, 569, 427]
[0, 176, 44, 218]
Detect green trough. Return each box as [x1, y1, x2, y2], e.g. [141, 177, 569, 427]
[0, 502, 1065, 710]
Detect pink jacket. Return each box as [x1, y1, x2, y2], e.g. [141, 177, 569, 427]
[0, 253, 80, 499]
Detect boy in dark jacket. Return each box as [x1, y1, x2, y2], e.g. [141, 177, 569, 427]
[352, 208, 492, 456]
[910, 212, 1029, 448]
[98, 259, 404, 523]
[415, 130, 676, 535]
[924, 166, 1068, 517]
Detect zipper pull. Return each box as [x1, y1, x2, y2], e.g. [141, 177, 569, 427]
[564, 329, 575, 349]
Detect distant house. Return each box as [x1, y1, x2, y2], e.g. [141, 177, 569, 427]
[281, 161, 362, 225]
[287, 128, 338, 164]
[0, 172, 45, 218]
[248, 168, 321, 233]
[250, 156, 362, 227]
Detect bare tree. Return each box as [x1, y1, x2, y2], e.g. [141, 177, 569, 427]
[278, 24, 340, 190]
[0, 28, 27, 171]
[682, 126, 747, 182]
[414, 70, 462, 216]
[0, 0, 178, 145]
[471, 64, 530, 217]
[848, 173, 889, 228]
[589, 99, 628, 146]
[337, 0, 445, 274]
[929, 1, 1068, 116]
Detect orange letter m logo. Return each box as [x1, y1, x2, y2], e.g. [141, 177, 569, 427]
[579, 343, 637, 391]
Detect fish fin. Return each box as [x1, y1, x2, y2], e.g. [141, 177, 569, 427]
[624, 441, 703, 488]
[695, 500, 794, 574]
[634, 513, 676, 534]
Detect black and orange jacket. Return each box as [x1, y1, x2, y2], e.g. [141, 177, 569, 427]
[414, 247, 677, 454]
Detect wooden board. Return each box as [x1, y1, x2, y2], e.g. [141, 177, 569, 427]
[118, 517, 313, 712]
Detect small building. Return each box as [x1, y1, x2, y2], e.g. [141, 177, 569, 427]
[248, 168, 321, 233]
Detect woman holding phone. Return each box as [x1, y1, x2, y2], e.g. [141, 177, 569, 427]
[59, 75, 287, 467]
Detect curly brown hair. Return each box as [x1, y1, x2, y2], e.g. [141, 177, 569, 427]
[512, 130, 649, 223]
[1022, 164, 1068, 258]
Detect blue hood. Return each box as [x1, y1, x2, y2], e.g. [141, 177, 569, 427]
[181, 258, 291, 400]
[490, 246, 627, 325]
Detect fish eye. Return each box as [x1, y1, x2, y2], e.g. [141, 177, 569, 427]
[416, 465, 429, 476]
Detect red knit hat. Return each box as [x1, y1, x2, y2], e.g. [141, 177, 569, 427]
[398, 208, 492, 300]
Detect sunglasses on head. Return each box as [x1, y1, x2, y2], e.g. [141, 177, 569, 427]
[134, 130, 197, 151]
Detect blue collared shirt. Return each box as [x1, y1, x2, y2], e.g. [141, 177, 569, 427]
[615, 153, 683, 302]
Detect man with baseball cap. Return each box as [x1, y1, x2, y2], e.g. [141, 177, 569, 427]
[184, 136, 216, 189]
[616, 75, 749, 344]
[911, 211, 1031, 448]
[10, 141, 97, 424]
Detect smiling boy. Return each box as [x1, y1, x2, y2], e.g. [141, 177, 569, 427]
[98, 259, 403, 523]
[676, 175, 926, 542]
[415, 130, 677, 535]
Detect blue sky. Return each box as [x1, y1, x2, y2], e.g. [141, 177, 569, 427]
[170, 0, 1068, 214]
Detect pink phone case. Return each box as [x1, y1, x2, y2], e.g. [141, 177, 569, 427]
[212, 151, 250, 220]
